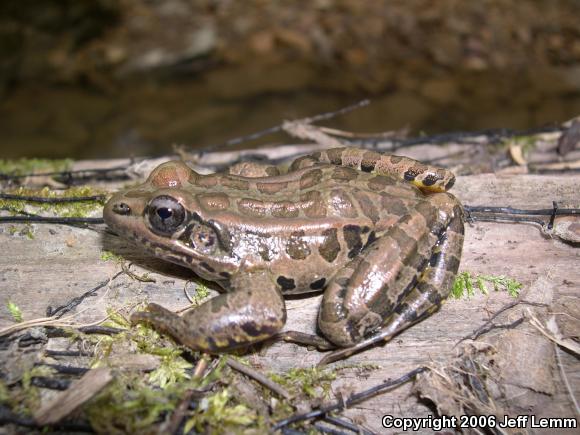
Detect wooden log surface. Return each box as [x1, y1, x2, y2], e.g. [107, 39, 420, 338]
[0, 144, 579, 434]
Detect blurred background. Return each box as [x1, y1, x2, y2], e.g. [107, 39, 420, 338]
[1, 0, 579, 159]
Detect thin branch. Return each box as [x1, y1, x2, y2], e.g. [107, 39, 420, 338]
[36, 363, 90, 376]
[120, 262, 156, 283]
[47, 271, 124, 318]
[464, 215, 547, 226]
[202, 100, 370, 151]
[0, 304, 120, 338]
[530, 166, 580, 174]
[0, 164, 133, 182]
[463, 205, 579, 216]
[225, 357, 291, 400]
[0, 193, 106, 203]
[464, 317, 525, 342]
[272, 367, 427, 430]
[456, 301, 547, 345]
[31, 376, 72, 390]
[77, 325, 124, 335]
[160, 389, 195, 434]
[0, 216, 104, 224]
[340, 125, 565, 150]
[45, 349, 95, 357]
[463, 203, 580, 228]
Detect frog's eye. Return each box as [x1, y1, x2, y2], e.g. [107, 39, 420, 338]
[147, 195, 186, 235]
[189, 224, 217, 254]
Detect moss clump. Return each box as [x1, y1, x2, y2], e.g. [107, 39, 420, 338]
[269, 367, 337, 399]
[100, 250, 125, 263]
[452, 271, 522, 299]
[184, 388, 258, 434]
[6, 301, 23, 322]
[83, 309, 233, 433]
[86, 372, 187, 434]
[0, 158, 73, 176]
[0, 186, 106, 218]
[148, 353, 193, 389]
[188, 282, 211, 306]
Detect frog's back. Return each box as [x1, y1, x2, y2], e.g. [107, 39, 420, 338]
[188, 166, 426, 295]
[191, 165, 424, 228]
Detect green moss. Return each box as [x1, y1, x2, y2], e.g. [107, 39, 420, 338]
[17, 366, 55, 415]
[270, 367, 336, 399]
[452, 271, 522, 299]
[0, 186, 106, 218]
[85, 353, 231, 433]
[184, 388, 258, 434]
[190, 282, 211, 305]
[3, 298, 268, 433]
[100, 250, 125, 263]
[0, 364, 57, 416]
[0, 158, 73, 176]
[6, 301, 23, 322]
[86, 373, 179, 434]
[148, 354, 193, 389]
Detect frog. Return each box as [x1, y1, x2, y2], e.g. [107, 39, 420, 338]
[103, 147, 464, 365]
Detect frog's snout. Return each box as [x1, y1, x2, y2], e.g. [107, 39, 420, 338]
[103, 194, 135, 228]
[111, 202, 131, 216]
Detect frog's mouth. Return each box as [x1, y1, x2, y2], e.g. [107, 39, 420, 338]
[104, 195, 238, 278]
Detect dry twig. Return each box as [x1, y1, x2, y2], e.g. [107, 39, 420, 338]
[273, 367, 427, 430]
[226, 357, 291, 400]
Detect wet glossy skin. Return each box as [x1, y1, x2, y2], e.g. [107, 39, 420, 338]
[104, 147, 464, 363]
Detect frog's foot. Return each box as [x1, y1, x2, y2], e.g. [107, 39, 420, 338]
[317, 326, 400, 366]
[276, 331, 336, 351]
[132, 276, 287, 353]
[317, 195, 464, 365]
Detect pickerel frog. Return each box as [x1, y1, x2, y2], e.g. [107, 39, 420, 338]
[104, 148, 464, 364]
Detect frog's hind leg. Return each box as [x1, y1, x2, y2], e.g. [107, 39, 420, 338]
[131, 272, 287, 353]
[290, 147, 456, 193]
[317, 195, 464, 365]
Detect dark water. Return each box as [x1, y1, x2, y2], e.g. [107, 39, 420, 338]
[1, 63, 579, 159]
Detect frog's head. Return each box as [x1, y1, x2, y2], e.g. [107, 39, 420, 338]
[104, 161, 239, 281]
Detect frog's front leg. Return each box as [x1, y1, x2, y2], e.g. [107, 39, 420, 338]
[318, 194, 464, 364]
[131, 271, 286, 352]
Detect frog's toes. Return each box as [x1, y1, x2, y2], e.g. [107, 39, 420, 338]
[318, 310, 383, 348]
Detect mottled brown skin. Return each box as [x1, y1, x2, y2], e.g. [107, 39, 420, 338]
[104, 147, 464, 362]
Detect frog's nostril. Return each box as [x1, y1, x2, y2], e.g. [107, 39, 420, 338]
[112, 202, 131, 215]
